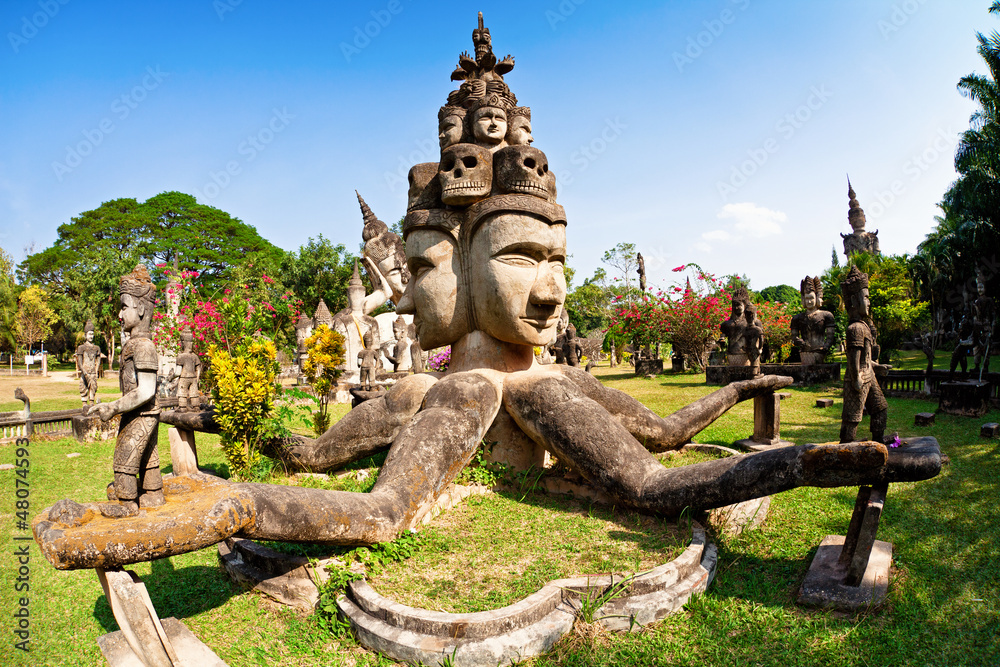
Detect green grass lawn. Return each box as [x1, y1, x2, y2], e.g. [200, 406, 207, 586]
[1, 366, 999, 666]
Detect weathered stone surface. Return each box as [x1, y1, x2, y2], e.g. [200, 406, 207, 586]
[816, 398, 834, 408]
[98, 617, 228, 667]
[791, 277, 835, 364]
[72, 413, 120, 443]
[167, 427, 199, 477]
[159, 408, 220, 432]
[915, 412, 935, 426]
[939, 381, 990, 417]
[981, 422, 999, 438]
[634, 359, 663, 376]
[797, 535, 892, 612]
[96, 568, 176, 667]
[337, 523, 716, 666]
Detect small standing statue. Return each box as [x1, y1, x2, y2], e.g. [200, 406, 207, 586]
[972, 273, 994, 376]
[90, 265, 163, 516]
[790, 276, 836, 365]
[357, 331, 381, 391]
[839, 266, 889, 444]
[562, 323, 583, 367]
[175, 328, 202, 412]
[382, 315, 412, 372]
[950, 307, 975, 375]
[637, 252, 646, 292]
[75, 320, 101, 407]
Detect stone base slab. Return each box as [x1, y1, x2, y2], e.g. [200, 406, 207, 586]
[939, 381, 991, 417]
[72, 413, 120, 443]
[797, 534, 892, 612]
[98, 617, 228, 666]
[337, 524, 716, 667]
[732, 438, 795, 453]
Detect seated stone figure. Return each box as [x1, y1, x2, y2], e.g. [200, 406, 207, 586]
[791, 276, 835, 365]
[33, 16, 941, 572]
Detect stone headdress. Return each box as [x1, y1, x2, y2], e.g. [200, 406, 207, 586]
[800, 276, 823, 300]
[847, 178, 866, 232]
[83, 319, 94, 334]
[119, 264, 156, 304]
[730, 287, 751, 307]
[357, 191, 409, 285]
[840, 265, 870, 300]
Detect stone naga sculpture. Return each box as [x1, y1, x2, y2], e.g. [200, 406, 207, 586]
[790, 276, 835, 365]
[75, 320, 101, 407]
[33, 16, 941, 571]
[839, 266, 889, 444]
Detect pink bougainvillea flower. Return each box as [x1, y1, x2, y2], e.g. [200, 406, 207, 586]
[672, 265, 685, 272]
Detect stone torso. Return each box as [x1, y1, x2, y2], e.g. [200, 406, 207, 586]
[792, 309, 835, 352]
[176, 351, 200, 379]
[76, 342, 100, 374]
[842, 231, 879, 257]
[846, 321, 876, 382]
[120, 334, 158, 411]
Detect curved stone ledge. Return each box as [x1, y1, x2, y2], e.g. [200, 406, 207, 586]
[337, 523, 716, 667]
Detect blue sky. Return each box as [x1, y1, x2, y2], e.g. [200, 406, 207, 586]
[0, 0, 991, 292]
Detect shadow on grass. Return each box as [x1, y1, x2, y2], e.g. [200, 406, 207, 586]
[93, 559, 242, 633]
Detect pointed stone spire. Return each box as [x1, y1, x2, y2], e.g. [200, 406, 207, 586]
[847, 176, 866, 232]
[314, 299, 332, 326]
[357, 190, 387, 243]
[349, 259, 363, 287]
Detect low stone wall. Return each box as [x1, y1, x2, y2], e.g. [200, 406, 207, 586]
[706, 363, 841, 386]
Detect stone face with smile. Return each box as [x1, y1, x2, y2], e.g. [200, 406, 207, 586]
[468, 212, 567, 347]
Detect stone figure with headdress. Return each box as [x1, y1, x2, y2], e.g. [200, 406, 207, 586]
[790, 276, 836, 365]
[75, 319, 101, 406]
[720, 287, 762, 371]
[174, 327, 202, 412]
[840, 266, 889, 444]
[972, 270, 995, 374]
[89, 264, 164, 516]
[841, 179, 880, 258]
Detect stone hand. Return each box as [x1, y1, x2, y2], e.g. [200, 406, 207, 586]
[89, 402, 115, 422]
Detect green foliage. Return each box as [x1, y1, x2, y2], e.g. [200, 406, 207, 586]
[455, 441, 508, 487]
[15, 285, 58, 354]
[302, 324, 347, 437]
[208, 337, 281, 477]
[279, 235, 360, 317]
[0, 247, 17, 353]
[757, 284, 801, 307]
[565, 267, 613, 335]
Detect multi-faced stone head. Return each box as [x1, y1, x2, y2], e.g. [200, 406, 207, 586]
[469, 104, 508, 146]
[439, 144, 492, 206]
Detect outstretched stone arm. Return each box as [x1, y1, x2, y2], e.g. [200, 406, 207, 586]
[503, 372, 938, 517]
[33, 372, 501, 569]
[557, 367, 792, 452]
[280, 373, 438, 471]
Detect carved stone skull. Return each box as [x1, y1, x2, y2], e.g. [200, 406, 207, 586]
[494, 146, 552, 200]
[438, 144, 492, 206]
[407, 162, 442, 211]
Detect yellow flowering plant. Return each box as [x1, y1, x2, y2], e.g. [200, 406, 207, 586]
[302, 324, 346, 436]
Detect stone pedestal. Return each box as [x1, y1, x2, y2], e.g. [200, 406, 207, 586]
[671, 356, 686, 372]
[981, 422, 999, 438]
[634, 359, 663, 376]
[914, 412, 935, 427]
[167, 427, 199, 477]
[72, 413, 120, 443]
[798, 483, 892, 612]
[939, 381, 991, 417]
[734, 391, 794, 451]
[815, 398, 834, 408]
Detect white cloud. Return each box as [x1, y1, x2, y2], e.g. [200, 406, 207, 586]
[717, 202, 786, 237]
[694, 241, 711, 253]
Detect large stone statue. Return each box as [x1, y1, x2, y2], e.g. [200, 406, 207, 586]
[175, 329, 202, 412]
[839, 266, 889, 444]
[75, 320, 101, 407]
[34, 15, 940, 576]
[88, 265, 163, 516]
[790, 276, 835, 365]
[720, 287, 763, 371]
[841, 179, 880, 259]
[972, 273, 994, 374]
[950, 307, 975, 375]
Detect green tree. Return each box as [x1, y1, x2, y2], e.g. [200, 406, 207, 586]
[758, 284, 801, 307]
[0, 248, 17, 353]
[564, 267, 613, 336]
[15, 285, 58, 355]
[279, 235, 360, 316]
[601, 243, 639, 303]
